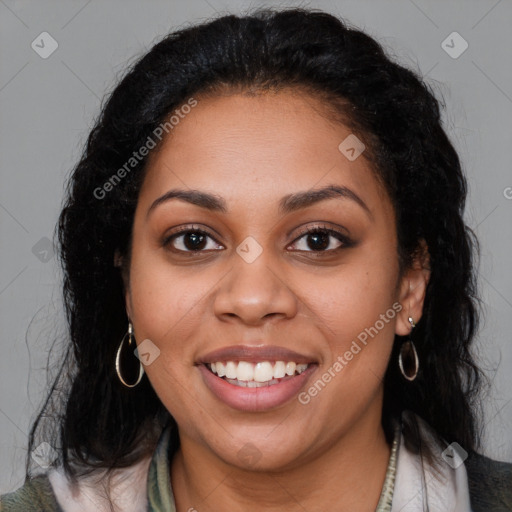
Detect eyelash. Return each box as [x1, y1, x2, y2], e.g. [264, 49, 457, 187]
[162, 224, 353, 256]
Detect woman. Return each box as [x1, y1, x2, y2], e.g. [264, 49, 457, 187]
[1, 7, 511, 512]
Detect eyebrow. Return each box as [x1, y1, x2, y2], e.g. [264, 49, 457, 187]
[146, 184, 372, 219]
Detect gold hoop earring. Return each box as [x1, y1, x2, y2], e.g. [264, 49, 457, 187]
[398, 316, 419, 381]
[115, 322, 144, 388]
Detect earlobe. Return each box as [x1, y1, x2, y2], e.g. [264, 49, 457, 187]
[395, 241, 431, 336]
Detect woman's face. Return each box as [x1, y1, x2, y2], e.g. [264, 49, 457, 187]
[125, 89, 425, 470]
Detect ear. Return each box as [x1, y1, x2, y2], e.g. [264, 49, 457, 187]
[395, 239, 431, 336]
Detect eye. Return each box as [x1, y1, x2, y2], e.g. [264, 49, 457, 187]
[162, 223, 353, 256]
[288, 225, 352, 253]
[162, 225, 224, 254]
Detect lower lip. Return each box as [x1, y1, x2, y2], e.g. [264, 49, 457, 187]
[198, 364, 317, 412]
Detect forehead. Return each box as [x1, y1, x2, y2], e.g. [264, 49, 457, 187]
[140, 90, 387, 214]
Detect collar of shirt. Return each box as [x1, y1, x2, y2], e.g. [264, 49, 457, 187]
[146, 422, 401, 512]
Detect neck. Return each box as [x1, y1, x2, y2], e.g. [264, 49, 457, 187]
[170, 406, 391, 512]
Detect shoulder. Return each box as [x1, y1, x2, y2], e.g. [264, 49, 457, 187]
[400, 411, 512, 511]
[0, 474, 62, 512]
[46, 457, 151, 512]
[465, 450, 512, 512]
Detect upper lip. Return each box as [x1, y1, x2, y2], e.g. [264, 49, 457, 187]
[197, 345, 317, 364]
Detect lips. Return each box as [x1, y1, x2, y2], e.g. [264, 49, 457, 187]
[196, 345, 318, 412]
[197, 344, 316, 365]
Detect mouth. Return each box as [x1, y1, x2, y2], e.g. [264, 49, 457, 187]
[206, 360, 311, 388]
[197, 349, 318, 412]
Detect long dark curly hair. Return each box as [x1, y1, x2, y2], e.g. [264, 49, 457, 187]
[27, 7, 484, 482]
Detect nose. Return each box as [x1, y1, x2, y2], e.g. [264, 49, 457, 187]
[213, 248, 298, 327]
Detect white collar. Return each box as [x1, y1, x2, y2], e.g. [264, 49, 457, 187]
[391, 411, 473, 511]
[48, 456, 150, 512]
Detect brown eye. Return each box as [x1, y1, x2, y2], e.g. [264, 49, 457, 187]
[163, 227, 224, 254]
[289, 226, 353, 253]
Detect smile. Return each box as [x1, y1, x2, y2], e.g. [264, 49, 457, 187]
[207, 361, 310, 387]
[199, 361, 316, 412]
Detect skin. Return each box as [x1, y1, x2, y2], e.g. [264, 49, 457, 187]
[123, 89, 430, 512]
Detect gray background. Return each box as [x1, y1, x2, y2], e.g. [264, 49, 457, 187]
[1, 0, 511, 494]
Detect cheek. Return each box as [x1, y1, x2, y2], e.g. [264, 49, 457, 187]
[306, 287, 398, 425]
[127, 239, 206, 361]
[127, 252, 207, 419]
[307, 243, 399, 394]
[317, 254, 398, 338]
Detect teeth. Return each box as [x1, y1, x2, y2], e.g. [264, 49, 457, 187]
[208, 360, 310, 383]
[296, 363, 308, 373]
[237, 361, 254, 381]
[216, 362, 226, 378]
[225, 361, 238, 379]
[254, 362, 274, 382]
[227, 377, 281, 388]
[273, 361, 286, 379]
[285, 362, 296, 376]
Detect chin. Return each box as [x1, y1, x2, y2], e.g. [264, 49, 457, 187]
[204, 434, 311, 473]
